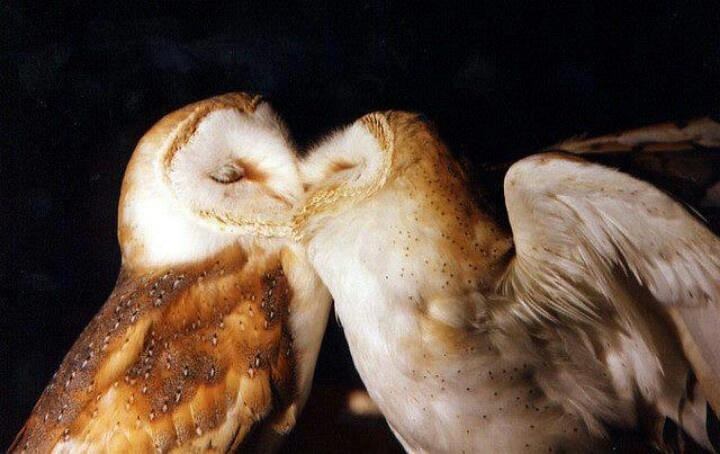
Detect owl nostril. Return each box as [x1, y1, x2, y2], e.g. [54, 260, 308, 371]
[210, 162, 246, 184]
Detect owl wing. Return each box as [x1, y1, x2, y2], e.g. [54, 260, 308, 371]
[11, 251, 300, 453]
[484, 118, 720, 214]
[501, 151, 720, 415]
[553, 117, 720, 154]
[553, 117, 720, 213]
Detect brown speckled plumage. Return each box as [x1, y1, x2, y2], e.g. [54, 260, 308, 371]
[10, 92, 332, 453]
[12, 248, 300, 452]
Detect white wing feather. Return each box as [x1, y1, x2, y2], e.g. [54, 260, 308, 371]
[502, 153, 720, 412]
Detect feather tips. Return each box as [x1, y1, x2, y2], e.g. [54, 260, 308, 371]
[502, 153, 720, 420]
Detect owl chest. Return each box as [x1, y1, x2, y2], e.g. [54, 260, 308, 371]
[333, 287, 577, 453]
[308, 214, 583, 450]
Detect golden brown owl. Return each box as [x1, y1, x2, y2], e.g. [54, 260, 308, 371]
[294, 112, 720, 452]
[10, 93, 332, 453]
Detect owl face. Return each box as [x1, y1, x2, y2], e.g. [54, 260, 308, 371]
[119, 93, 300, 271]
[295, 111, 458, 240]
[300, 115, 392, 195]
[293, 113, 393, 235]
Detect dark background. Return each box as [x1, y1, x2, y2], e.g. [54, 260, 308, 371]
[2, 0, 720, 450]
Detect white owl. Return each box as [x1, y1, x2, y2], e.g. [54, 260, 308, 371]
[294, 112, 720, 452]
[11, 93, 331, 452]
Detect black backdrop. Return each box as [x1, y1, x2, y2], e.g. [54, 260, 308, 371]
[2, 0, 720, 449]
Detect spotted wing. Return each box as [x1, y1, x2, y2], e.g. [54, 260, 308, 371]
[11, 250, 298, 453]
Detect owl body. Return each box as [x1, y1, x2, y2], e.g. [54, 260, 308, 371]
[297, 113, 720, 452]
[12, 93, 331, 452]
[305, 210, 599, 452]
[300, 114, 597, 452]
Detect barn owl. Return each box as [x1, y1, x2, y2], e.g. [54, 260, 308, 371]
[10, 93, 331, 452]
[295, 112, 720, 452]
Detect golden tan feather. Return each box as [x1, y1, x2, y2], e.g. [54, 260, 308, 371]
[11, 93, 331, 453]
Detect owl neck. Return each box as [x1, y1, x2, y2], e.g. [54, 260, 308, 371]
[302, 183, 513, 321]
[118, 200, 293, 272]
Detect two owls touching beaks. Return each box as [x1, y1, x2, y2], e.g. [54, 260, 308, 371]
[13, 91, 720, 453]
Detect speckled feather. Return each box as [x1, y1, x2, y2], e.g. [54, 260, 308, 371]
[12, 249, 300, 452]
[297, 113, 720, 453]
[10, 93, 332, 453]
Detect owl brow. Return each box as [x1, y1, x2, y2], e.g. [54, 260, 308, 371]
[162, 93, 262, 171]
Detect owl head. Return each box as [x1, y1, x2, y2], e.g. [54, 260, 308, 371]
[295, 111, 467, 237]
[118, 93, 302, 271]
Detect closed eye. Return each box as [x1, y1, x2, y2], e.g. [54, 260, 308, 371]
[331, 160, 358, 173]
[210, 162, 245, 184]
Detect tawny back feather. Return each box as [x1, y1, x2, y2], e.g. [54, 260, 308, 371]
[11, 93, 331, 453]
